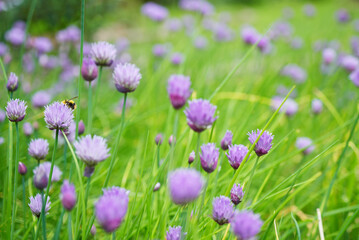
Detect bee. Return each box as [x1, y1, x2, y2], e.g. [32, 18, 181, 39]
[62, 96, 78, 110]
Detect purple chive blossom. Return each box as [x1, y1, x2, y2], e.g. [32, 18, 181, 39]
[171, 53, 184, 65]
[322, 48, 336, 65]
[0, 137, 4, 145]
[28, 138, 49, 160]
[165, 18, 183, 32]
[167, 74, 192, 109]
[32, 91, 52, 109]
[81, 57, 98, 82]
[291, 37, 303, 50]
[91, 41, 117, 67]
[180, 0, 214, 16]
[7, 72, 18, 92]
[33, 165, 48, 190]
[6, 99, 27, 122]
[33, 37, 53, 54]
[168, 135, 176, 146]
[23, 122, 34, 136]
[34, 162, 62, 182]
[74, 135, 110, 177]
[28, 194, 51, 218]
[312, 99, 323, 114]
[166, 226, 186, 240]
[152, 44, 169, 58]
[184, 99, 218, 133]
[336, 9, 350, 23]
[212, 196, 235, 225]
[220, 130, 233, 150]
[168, 168, 204, 205]
[349, 68, 359, 87]
[18, 162, 27, 175]
[257, 36, 272, 54]
[303, 4, 316, 17]
[226, 145, 249, 170]
[241, 26, 259, 45]
[271, 96, 298, 116]
[78, 120, 85, 135]
[60, 180, 77, 211]
[194, 36, 208, 49]
[230, 210, 263, 240]
[141, 2, 169, 22]
[296, 137, 315, 155]
[188, 151, 195, 164]
[113, 63, 142, 93]
[155, 133, 164, 145]
[200, 143, 219, 173]
[153, 182, 161, 192]
[0, 42, 8, 56]
[95, 187, 129, 233]
[5, 27, 25, 46]
[341, 55, 359, 72]
[44, 102, 74, 131]
[91, 225, 97, 236]
[230, 184, 244, 205]
[0, 110, 6, 122]
[281, 64, 307, 83]
[248, 129, 274, 157]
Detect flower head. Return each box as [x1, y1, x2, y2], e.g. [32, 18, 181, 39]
[171, 53, 184, 65]
[6, 99, 27, 122]
[349, 68, 359, 87]
[341, 55, 359, 72]
[212, 196, 234, 225]
[296, 137, 315, 155]
[248, 129, 274, 157]
[28, 138, 49, 160]
[184, 99, 218, 133]
[78, 120, 85, 135]
[33, 162, 62, 183]
[32, 91, 52, 109]
[336, 9, 350, 23]
[60, 180, 77, 211]
[168, 168, 204, 205]
[312, 99, 323, 114]
[155, 133, 164, 145]
[153, 182, 161, 192]
[200, 143, 219, 173]
[226, 145, 249, 170]
[281, 64, 307, 83]
[141, 2, 169, 22]
[113, 63, 142, 93]
[7, 72, 18, 92]
[18, 162, 27, 175]
[28, 194, 51, 218]
[44, 102, 74, 131]
[188, 151, 195, 164]
[322, 48, 336, 65]
[23, 122, 34, 136]
[95, 186, 129, 233]
[221, 130, 233, 150]
[81, 57, 98, 82]
[32, 37, 53, 54]
[166, 226, 186, 240]
[167, 74, 192, 109]
[152, 44, 169, 57]
[230, 210, 263, 240]
[0, 110, 6, 122]
[91, 41, 116, 67]
[33, 165, 48, 190]
[230, 184, 244, 205]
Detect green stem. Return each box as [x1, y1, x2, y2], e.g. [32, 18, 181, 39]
[195, 133, 201, 170]
[88, 81, 92, 133]
[53, 209, 65, 240]
[245, 155, 260, 198]
[212, 153, 223, 198]
[63, 144, 68, 174]
[198, 174, 210, 219]
[156, 145, 160, 167]
[68, 213, 72, 240]
[85, 176, 92, 209]
[44, 129, 59, 200]
[5, 118, 13, 235]
[41, 191, 47, 240]
[22, 176, 26, 233]
[112, 232, 116, 240]
[103, 93, 127, 187]
[93, 66, 103, 114]
[10, 122, 20, 239]
[169, 111, 179, 171]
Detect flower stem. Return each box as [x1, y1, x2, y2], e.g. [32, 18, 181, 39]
[245, 155, 260, 198]
[68, 213, 72, 240]
[169, 111, 179, 171]
[198, 173, 209, 219]
[93, 66, 103, 114]
[63, 144, 68, 173]
[5, 119, 13, 236]
[44, 129, 59, 199]
[22, 176, 26, 233]
[41, 190, 47, 240]
[156, 145, 161, 168]
[53, 208, 65, 240]
[10, 122, 20, 239]
[112, 232, 116, 240]
[195, 133, 201, 170]
[85, 175, 92, 209]
[88, 81, 92, 133]
[103, 93, 127, 187]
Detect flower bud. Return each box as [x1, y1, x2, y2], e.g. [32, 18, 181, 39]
[188, 151, 195, 164]
[60, 180, 77, 211]
[7, 72, 18, 92]
[33, 166, 48, 190]
[18, 162, 27, 175]
[155, 133, 163, 145]
[78, 120, 85, 135]
[81, 58, 98, 82]
[168, 135, 176, 146]
[153, 182, 161, 192]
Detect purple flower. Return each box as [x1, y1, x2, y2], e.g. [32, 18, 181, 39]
[33, 165, 48, 190]
[166, 226, 186, 240]
[180, 0, 214, 16]
[28, 194, 51, 218]
[0, 110, 6, 122]
[81, 57, 98, 82]
[78, 120, 85, 135]
[200, 143, 219, 173]
[165, 18, 183, 32]
[5, 27, 25, 46]
[296, 137, 315, 155]
[74, 135, 110, 177]
[0, 42, 8, 56]
[116, 38, 130, 54]
[141, 2, 169, 22]
[213, 24, 233, 42]
[248, 129, 274, 157]
[291, 37, 303, 50]
[241, 26, 259, 45]
[6, 99, 27, 122]
[188, 151, 195, 164]
[303, 4, 316, 17]
[226, 145, 249, 170]
[91, 41, 116, 67]
[152, 44, 169, 58]
[167, 74, 192, 109]
[23, 122, 34, 136]
[155, 133, 164, 145]
[153, 182, 161, 192]
[257, 36, 272, 53]
[230, 210, 263, 240]
[194, 36, 208, 49]
[56, 26, 80, 43]
[341, 55, 359, 72]
[91, 225, 96, 236]
[168, 168, 204, 205]
[322, 48, 336, 65]
[113, 63, 142, 93]
[60, 180, 77, 211]
[28, 138, 49, 160]
[271, 96, 298, 116]
[33, 37, 53, 54]
[34, 162, 62, 182]
[18, 162, 27, 175]
[349, 68, 359, 87]
[95, 187, 129, 233]
[336, 9, 350, 23]
[312, 99, 323, 114]
[44, 102, 74, 131]
[212, 196, 234, 225]
[221, 130, 233, 150]
[168, 135, 176, 146]
[171, 53, 184, 65]
[39, 55, 58, 69]
[7, 72, 18, 92]
[184, 99, 218, 133]
[281, 64, 307, 83]
[230, 184, 244, 205]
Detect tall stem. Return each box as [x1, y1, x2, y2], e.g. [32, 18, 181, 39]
[44, 129, 59, 199]
[22, 176, 26, 233]
[88, 81, 92, 133]
[245, 155, 260, 198]
[68, 213, 72, 240]
[169, 111, 179, 171]
[84, 176, 92, 208]
[198, 173, 210, 219]
[63, 144, 68, 173]
[195, 133, 201, 170]
[10, 122, 20, 239]
[5, 119, 13, 235]
[41, 190, 47, 240]
[53, 209, 65, 240]
[103, 93, 127, 187]
[93, 66, 103, 114]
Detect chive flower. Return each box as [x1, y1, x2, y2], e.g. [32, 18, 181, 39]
[81, 57, 98, 82]
[60, 180, 77, 211]
[32, 91, 52, 109]
[230, 184, 244, 205]
[212, 196, 234, 225]
[166, 226, 186, 240]
[28, 138, 49, 161]
[23, 122, 34, 136]
[167, 74, 192, 109]
[33, 162, 62, 183]
[28, 194, 51, 218]
[226, 144, 249, 170]
[200, 143, 219, 173]
[18, 162, 27, 175]
[230, 210, 263, 240]
[6, 72, 18, 92]
[6, 99, 27, 122]
[184, 99, 218, 133]
[220, 130, 233, 150]
[296, 137, 315, 155]
[113, 63, 142, 93]
[91, 41, 117, 67]
[44, 102, 74, 131]
[248, 129, 274, 157]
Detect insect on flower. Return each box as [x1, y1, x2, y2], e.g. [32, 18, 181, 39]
[61, 96, 78, 110]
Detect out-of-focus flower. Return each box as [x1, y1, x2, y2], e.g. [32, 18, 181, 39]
[39, 55, 58, 69]
[6, 99, 27, 122]
[168, 135, 176, 146]
[116, 38, 130, 54]
[113, 63, 142, 93]
[32, 91, 52, 109]
[200, 143, 219, 173]
[230, 184, 244, 205]
[230, 210, 263, 240]
[81, 57, 98, 82]
[180, 0, 214, 16]
[0, 42, 8, 56]
[241, 26, 259, 45]
[336, 9, 350, 23]
[248, 129, 274, 157]
[171, 52, 184, 65]
[141, 2, 168, 22]
[153, 182, 161, 192]
[281, 64, 307, 83]
[155, 133, 164, 145]
[341, 55, 359, 72]
[311, 99, 323, 114]
[296, 137, 315, 155]
[167, 74, 192, 109]
[23, 122, 33, 136]
[226, 145, 249, 170]
[165, 18, 183, 32]
[322, 48, 336, 65]
[5, 26, 25, 46]
[271, 96, 298, 116]
[291, 37, 303, 49]
[168, 168, 204, 205]
[184, 99, 218, 133]
[166, 226, 186, 240]
[303, 4, 316, 17]
[194, 36, 208, 49]
[220, 130, 233, 151]
[33, 165, 48, 190]
[0, 110, 6, 122]
[7, 72, 18, 92]
[33, 162, 62, 182]
[28, 194, 51, 218]
[152, 44, 169, 58]
[33, 37, 53, 54]
[349, 68, 359, 87]
[60, 180, 77, 211]
[78, 120, 85, 135]
[188, 151, 195, 164]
